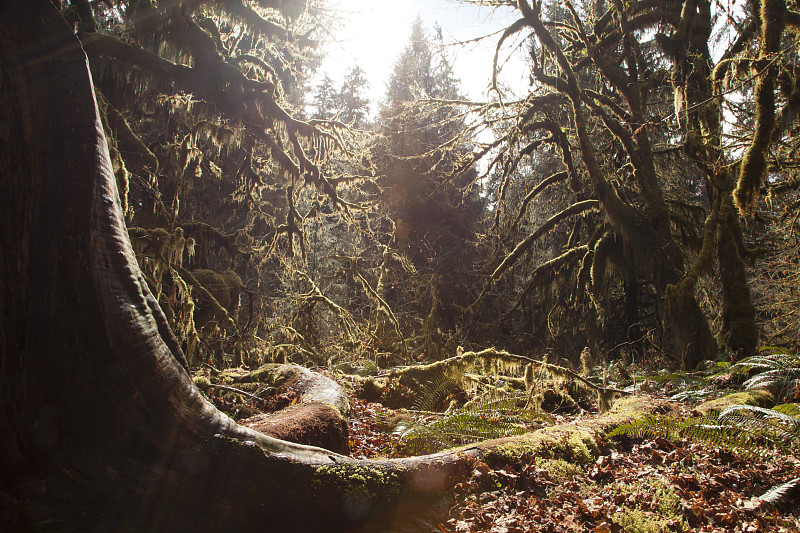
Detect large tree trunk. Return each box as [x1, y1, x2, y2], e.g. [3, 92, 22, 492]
[668, 0, 758, 362]
[716, 200, 758, 359]
[0, 3, 469, 530]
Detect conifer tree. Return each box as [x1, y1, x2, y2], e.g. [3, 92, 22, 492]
[311, 73, 339, 120]
[372, 17, 481, 357]
[338, 65, 371, 128]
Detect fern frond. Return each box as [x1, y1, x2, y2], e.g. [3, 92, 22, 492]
[732, 352, 799, 374]
[720, 404, 800, 429]
[413, 372, 460, 412]
[773, 403, 800, 417]
[682, 418, 775, 460]
[758, 477, 800, 505]
[608, 406, 800, 461]
[732, 351, 800, 403]
[744, 371, 800, 390]
[396, 392, 551, 454]
[607, 416, 680, 440]
[719, 404, 800, 453]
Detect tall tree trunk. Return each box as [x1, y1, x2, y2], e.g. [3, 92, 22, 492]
[670, 0, 758, 360]
[716, 200, 758, 359]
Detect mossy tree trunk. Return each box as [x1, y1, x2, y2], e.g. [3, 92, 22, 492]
[516, 0, 717, 368]
[668, 0, 758, 359]
[716, 206, 758, 359]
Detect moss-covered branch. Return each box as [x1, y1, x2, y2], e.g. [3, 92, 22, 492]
[669, 202, 719, 296]
[734, 0, 785, 215]
[510, 171, 569, 230]
[508, 245, 590, 314]
[520, 1, 647, 248]
[492, 200, 599, 280]
[79, 32, 193, 83]
[354, 269, 407, 355]
[180, 266, 238, 332]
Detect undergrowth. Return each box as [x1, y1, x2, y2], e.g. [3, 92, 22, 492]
[610, 348, 800, 503]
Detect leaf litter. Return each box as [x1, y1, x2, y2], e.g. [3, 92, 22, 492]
[345, 390, 800, 532]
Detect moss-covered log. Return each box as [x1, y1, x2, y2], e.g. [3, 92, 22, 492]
[476, 396, 676, 466]
[692, 389, 776, 417]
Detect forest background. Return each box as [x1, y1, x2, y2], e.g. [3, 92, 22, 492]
[72, 0, 797, 374]
[3, 0, 800, 530]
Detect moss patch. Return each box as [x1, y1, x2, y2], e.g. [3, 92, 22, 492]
[587, 476, 685, 532]
[247, 364, 293, 386]
[612, 507, 681, 533]
[314, 463, 398, 496]
[693, 389, 775, 416]
[475, 395, 671, 468]
[481, 424, 600, 466]
[312, 464, 400, 521]
[193, 375, 212, 390]
[535, 458, 582, 483]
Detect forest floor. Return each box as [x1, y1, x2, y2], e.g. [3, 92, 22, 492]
[345, 394, 800, 533]
[202, 367, 800, 532]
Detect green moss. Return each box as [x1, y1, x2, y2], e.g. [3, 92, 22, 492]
[193, 375, 211, 390]
[312, 464, 400, 501]
[483, 425, 599, 466]
[694, 389, 775, 416]
[479, 396, 671, 468]
[612, 507, 677, 533]
[650, 477, 681, 516]
[216, 368, 244, 386]
[247, 364, 293, 386]
[603, 477, 684, 532]
[535, 458, 582, 483]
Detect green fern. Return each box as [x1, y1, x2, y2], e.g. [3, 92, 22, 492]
[611, 353, 800, 503]
[413, 372, 460, 413]
[608, 415, 756, 456]
[608, 415, 682, 440]
[395, 392, 552, 454]
[609, 405, 800, 461]
[609, 405, 800, 504]
[758, 477, 800, 505]
[731, 349, 800, 403]
[718, 404, 800, 456]
[773, 403, 800, 417]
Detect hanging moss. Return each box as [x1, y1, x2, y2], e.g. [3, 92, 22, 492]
[96, 90, 131, 219]
[188, 268, 242, 332]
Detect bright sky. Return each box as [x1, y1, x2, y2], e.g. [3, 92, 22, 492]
[316, 0, 529, 111]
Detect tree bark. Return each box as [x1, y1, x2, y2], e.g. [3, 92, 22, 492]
[667, 0, 758, 361]
[716, 204, 758, 359]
